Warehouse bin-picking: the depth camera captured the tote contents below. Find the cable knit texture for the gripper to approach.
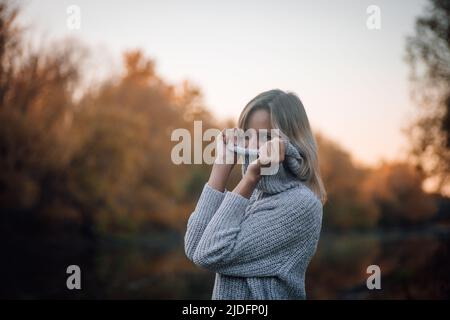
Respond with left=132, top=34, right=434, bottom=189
left=184, top=140, right=323, bottom=300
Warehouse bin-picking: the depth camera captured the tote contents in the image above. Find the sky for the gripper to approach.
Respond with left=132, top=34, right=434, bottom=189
left=17, top=0, right=428, bottom=166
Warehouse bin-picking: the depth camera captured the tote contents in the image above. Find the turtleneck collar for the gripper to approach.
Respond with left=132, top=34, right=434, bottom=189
left=241, top=140, right=306, bottom=194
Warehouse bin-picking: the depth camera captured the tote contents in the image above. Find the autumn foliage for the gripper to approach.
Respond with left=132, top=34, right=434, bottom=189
left=0, top=2, right=441, bottom=243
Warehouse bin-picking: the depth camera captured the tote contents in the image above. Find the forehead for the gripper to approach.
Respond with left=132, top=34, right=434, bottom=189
left=247, top=109, right=271, bottom=131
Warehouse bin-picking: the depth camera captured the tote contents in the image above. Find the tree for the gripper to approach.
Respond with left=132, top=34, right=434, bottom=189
left=362, top=162, right=437, bottom=225
left=316, top=134, right=380, bottom=230
left=0, top=0, right=218, bottom=237
left=405, top=0, right=450, bottom=194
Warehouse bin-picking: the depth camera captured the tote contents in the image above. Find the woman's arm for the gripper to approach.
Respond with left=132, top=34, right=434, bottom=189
left=232, top=137, right=286, bottom=199
left=184, top=163, right=256, bottom=262
left=207, top=128, right=238, bottom=192
left=189, top=138, right=319, bottom=277
left=184, top=182, right=226, bottom=260
left=191, top=188, right=322, bottom=277
left=207, top=163, right=234, bottom=192
left=185, top=136, right=294, bottom=270
left=184, top=129, right=237, bottom=260
left=185, top=161, right=235, bottom=260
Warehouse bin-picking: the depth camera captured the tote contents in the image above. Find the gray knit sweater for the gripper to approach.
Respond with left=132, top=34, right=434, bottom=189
left=184, top=141, right=323, bottom=300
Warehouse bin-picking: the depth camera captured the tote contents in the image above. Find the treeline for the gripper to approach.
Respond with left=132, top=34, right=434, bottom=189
left=0, top=2, right=442, bottom=241
left=317, top=135, right=438, bottom=230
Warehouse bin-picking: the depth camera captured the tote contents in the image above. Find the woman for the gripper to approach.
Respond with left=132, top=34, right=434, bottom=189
left=184, top=89, right=326, bottom=299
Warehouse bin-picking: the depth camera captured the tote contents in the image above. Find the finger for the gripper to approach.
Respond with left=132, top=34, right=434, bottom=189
left=224, top=128, right=233, bottom=144
left=219, top=129, right=226, bottom=143
left=250, top=158, right=260, bottom=166
left=259, top=145, right=271, bottom=165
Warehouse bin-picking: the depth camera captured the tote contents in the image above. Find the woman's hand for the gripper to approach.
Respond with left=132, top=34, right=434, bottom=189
left=243, top=158, right=262, bottom=184
left=208, top=128, right=238, bottom=192
left=214, top=128, right=238, bottom=166
left=233, top=158, right=261, bottom=198
left=234, top=138, right=286, bottom=198
left=244, top=137, right=286, bottom=180
left=258, top=137, right=286, bottom=166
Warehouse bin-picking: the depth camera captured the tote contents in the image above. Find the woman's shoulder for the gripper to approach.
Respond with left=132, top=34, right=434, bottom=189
left=280, top=183, right=322, bottom=206
left=284, top=185, right=323, bottom=232
left=281, top=183, right=323, bottom=213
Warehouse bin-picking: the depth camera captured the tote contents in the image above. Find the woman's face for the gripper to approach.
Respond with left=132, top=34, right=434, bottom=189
left=246, top=109, right=272, bottom=149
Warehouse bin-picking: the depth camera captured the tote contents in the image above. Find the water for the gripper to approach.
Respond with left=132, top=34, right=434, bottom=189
left=2, top=225, right=449, bottom=299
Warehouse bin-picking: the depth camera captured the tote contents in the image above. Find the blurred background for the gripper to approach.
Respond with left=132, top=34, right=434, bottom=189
left=0, top=0, right=449, bottom=299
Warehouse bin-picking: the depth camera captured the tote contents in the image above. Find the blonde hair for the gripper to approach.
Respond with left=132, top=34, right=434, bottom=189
left=238, top=89, right=327, bottom=204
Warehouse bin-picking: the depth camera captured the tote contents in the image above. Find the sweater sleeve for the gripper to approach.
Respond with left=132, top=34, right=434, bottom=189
left=191, top=189, right=322, bottom=277
left=184, top=183, right=226, bottom=260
